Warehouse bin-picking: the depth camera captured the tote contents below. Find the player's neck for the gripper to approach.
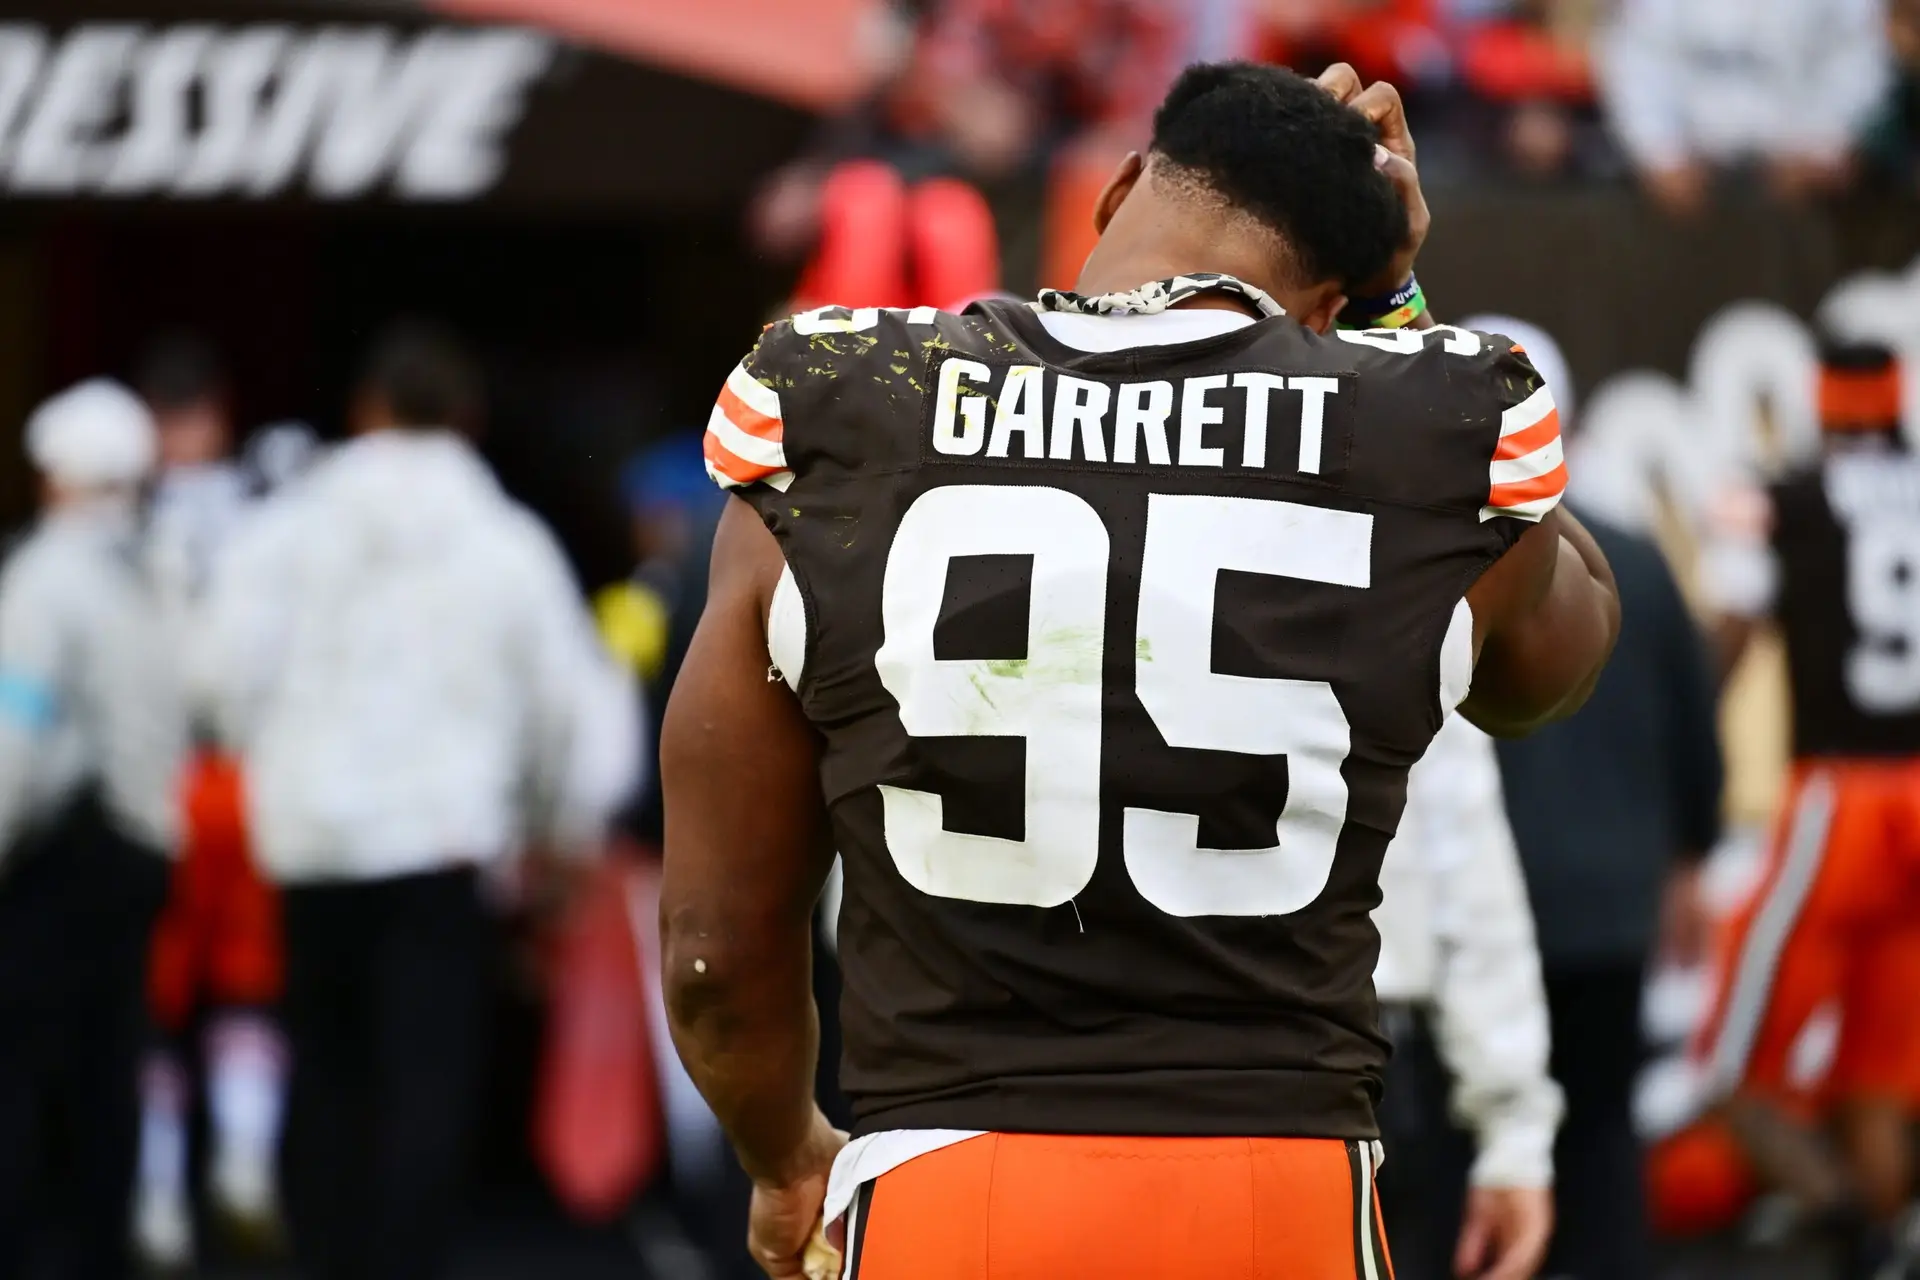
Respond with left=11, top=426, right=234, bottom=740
left=1074, top=233, right=1283, bottom=319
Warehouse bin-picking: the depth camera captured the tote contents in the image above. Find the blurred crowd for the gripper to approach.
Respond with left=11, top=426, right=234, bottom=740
left=751, top=0, right=1920, bottom=303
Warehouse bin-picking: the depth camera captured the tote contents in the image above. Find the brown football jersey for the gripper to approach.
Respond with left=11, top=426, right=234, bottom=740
left=1771, top=451, right=1920, bottom=758
left=703, top=276, right=1562, bottom=1139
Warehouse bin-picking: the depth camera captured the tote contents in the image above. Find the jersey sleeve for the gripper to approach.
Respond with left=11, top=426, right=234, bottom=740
left=703, top=320, right=801, bottom=494
left=1477, top=345, right=1566, bottom=525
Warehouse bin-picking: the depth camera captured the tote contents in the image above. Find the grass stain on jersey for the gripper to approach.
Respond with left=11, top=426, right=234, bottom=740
left=1136, top=636, right=1153, bottom=662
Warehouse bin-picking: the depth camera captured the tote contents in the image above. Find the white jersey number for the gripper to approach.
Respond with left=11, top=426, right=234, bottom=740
left=1847, top=517, right=1920, bottom=713
left=873, top=484, right=1367, bottom=916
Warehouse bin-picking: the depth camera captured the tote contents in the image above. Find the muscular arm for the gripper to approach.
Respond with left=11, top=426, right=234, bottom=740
left=660, top=498, right=838, bottom=1187
left=1461, top=507, right=1621, bottom=738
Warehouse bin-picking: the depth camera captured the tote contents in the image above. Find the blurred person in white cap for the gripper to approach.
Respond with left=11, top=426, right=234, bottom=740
left=0, top=379, right=186, bottom=1280
left=198, top=320, right=637, bottom=1280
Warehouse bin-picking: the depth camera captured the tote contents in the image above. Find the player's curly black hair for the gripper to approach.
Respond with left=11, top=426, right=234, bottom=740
left=1149, top=62, right=1407, bottom=292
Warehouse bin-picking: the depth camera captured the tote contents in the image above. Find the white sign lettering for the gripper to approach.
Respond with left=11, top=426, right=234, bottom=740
left=0, top=22, right=553, bottom=200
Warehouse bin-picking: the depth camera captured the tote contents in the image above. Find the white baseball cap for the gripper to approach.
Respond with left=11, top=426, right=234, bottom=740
left=25, top=379, right=158, bottom=488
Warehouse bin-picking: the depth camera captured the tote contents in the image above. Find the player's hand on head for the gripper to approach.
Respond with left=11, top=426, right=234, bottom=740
left=1454, top=1185, right=1553, bottom=1280
left=746, top=1109, right=849, bottom=1279
left=1314, top=65, right=1428, bottom=299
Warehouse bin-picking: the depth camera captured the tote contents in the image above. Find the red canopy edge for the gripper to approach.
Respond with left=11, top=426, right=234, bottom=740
left=430, top=0, right=886, bottom=111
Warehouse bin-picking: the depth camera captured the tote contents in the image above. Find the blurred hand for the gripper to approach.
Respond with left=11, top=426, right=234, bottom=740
left=1765, top=153, right=1855, bottom=204
left=939, top=77, right=1038, bottom=179
left=749, top=1110, right=849, bottom=1279
left=523, top=845, right=591, bottom=925
left=750, top=163, right=828, bottom=261
left=1641, top=161, right=1710, bottom=219
left=1455, top=1185, right=1554, bottom=1280
left=1660, top=861, right=1712, bottom=969
left=1315, top=64, right=1429, bottom=298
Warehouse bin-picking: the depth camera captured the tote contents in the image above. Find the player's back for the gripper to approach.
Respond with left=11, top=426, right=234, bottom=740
left=1772, top=450, right=1920, bottom=758
left=706, top=280, right=1560, bottom=1139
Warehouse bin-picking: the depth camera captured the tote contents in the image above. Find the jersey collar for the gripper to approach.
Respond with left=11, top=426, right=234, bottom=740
left=1032, top=272, right=1285, bottom=320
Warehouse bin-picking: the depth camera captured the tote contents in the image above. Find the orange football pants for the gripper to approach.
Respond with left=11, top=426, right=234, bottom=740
left=848, top=1134, right=1393, bottom=1280
left=1694, top=760, right=1920, bottom=1109
left=147, top=751, right=283, bottom=1029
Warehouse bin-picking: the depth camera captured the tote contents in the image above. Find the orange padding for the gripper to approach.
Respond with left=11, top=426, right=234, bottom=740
left=1820, top=364, right=1903, bottom=431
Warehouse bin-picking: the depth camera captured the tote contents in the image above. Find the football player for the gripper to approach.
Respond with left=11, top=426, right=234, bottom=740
left=663, top=62, right=1619, bottom=1280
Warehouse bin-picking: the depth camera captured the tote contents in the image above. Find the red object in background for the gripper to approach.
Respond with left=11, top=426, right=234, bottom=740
left=1040, top=141, right=1116, bottom=293
left=906, top=178, right=1002, bottom=309
left=148, top=751, right=284, bottom=1031
left=793, top=161, right=1001, bottom=313
left=1253, top=0, right=1445, bottom=86
left=1458, top=22, right=1594, bottom=104
left=1648, top=1119, right=1760, bottom=1237
left=534, top=850, right=665, bottom=1221
left=1249, top=0, right=1593, bottom=105
left=795, top=162, right=913, bottom=312
left=428, top=0, right=886, bottom=111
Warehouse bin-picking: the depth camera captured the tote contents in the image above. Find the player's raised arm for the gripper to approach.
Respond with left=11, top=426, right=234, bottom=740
left=1462, top=505, right=1621, bottom=737
left=659, top=497, right=843, bottom=1277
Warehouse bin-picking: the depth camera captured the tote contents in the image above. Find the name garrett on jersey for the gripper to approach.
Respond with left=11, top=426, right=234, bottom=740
left=928, top=357, right=1356, bottom=478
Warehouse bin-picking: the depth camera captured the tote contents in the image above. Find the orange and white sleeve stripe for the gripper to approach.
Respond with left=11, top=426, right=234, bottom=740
left=705, top=361, right=793, bottom=492
left=1480, top=383, right=1566, bottom=523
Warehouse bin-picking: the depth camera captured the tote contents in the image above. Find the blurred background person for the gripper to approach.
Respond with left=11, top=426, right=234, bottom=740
left=132, top=336, right=304, bottom=1269
left=140, top=333, right=248, bottom=615
left=1596, top=0, right=1890, bottom=217
left=1497, top=511, right=1725, bottom=1278
left=1860, top=0, right=1920, bottom=192
left=1488, top=321, right=1726, bottom=1280
left=197, top=321, right=635, bottom=1280
left=1681, top=340, right=1920, bottom=1277
left=0, top=381, right=186, bottom=1280
left=1374, top=712, right=1561, bottom=1280
left=595, top=432, right=726, bottom=846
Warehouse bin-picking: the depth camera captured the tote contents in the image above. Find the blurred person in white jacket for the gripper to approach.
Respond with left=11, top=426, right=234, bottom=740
left=1598, top=0, right=1890, bottom=216
left=199, top=322, right=637, bottom=1280
left=1374, top=712, right=1562, bottom=1280
left=0, top=380, right=186, bottom=1280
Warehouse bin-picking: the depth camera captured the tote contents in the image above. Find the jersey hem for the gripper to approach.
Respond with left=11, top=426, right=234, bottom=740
left=849, top=1067, right=1380, bottom=1140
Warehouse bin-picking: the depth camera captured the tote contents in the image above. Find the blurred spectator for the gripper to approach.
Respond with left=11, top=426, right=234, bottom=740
left=139, top=333, right=251, bottom=615
left=1597, top=0, right=1891, bottom=217
left=1246, top=1, right=1605, bottom=182
left=0, top=381, right=185, bottom=1280
left=1373, top=713, right=1560, bottom=1280
left=1861, top=0, right=1920, bottom=191
left=754, top=0, right=1185, bottom=298
left=197, top=321, right=636, bottom=1280
left=1496, top=500, right=1724, bottom=1279
left=595, top=432, right=724, bottom=843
